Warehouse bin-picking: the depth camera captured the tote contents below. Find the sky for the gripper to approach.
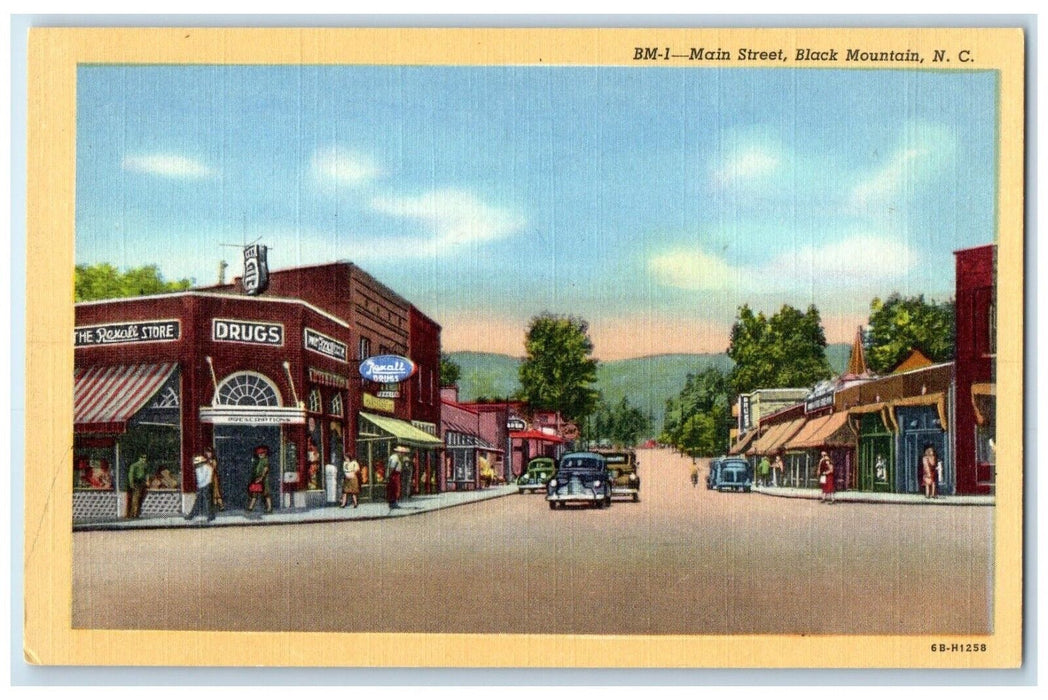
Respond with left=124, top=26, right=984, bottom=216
left=76, top=64, right=998, bottom=360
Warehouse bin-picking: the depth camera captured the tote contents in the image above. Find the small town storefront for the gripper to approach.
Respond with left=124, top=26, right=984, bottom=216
left=74, top=292, right=356, bottom=520
left=510, top=430, right=566, bottom=476
left=73, top=362, right=183, bottom=520
left=355, top=411, right=443, bottom=501
left=836, top=359, right=954, bottom=496
left=782, top=412, right=855, bottom=490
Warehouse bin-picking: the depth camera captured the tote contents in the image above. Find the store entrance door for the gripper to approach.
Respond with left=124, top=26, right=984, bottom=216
left=214, top=425, right=282, bottom=510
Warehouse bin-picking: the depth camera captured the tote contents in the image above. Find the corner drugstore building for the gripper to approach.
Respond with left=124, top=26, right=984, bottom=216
left=72, top=262, right=443, bottom=521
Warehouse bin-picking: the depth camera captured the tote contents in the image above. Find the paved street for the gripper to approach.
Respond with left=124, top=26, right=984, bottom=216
left=72, top=448, right=993, bottom=635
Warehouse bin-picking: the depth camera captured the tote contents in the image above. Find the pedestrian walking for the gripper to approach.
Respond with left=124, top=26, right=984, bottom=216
left=126, top=453, right=150, bottom=518
left=387, top=445, right=408, bottom=510
left=184, top=455, right=216, bottom=522
left=340, top=455, right=361, bottom=508
left=921, top=445, right=939, bottom=499
left=204, top=447, right=224, bottom=511
left=771, top=454, right=784, bottom=487
left=690, top=463, right=699, bottom=487
left=817, top=450, right=835, bottom=504
left=246, top=445, right=272, bottom=514
left=758, top=455, right=771, bottom=487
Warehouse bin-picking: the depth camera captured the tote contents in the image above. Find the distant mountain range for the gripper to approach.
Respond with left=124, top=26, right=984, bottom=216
left=449, top=343, right=852, bottom=430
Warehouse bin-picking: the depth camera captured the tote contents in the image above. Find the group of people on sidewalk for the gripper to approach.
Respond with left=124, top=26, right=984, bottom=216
left=180, top=443, right=411, bottom=523
left=756, top=454, right=786, bottom=488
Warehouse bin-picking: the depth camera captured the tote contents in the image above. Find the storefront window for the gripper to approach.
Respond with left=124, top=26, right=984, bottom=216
left=329, top=393, right=344, bottom=418
left=74, top=442, right=115, bottom=490
left=306, top=415, right=323, bottom=490
left=976, top=424, right=995, bottom=465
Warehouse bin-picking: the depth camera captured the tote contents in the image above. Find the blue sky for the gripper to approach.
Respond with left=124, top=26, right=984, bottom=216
left=76, top=65, right=998, bottom=359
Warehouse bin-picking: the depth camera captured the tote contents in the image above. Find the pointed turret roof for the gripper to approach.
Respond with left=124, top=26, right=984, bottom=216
left=846, top=326, right=869, bottom=377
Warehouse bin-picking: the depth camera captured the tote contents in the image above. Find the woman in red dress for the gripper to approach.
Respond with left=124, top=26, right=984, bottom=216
left=921, top=445, right=939, bottom=499
left=817, top=451, right=835, bottom=504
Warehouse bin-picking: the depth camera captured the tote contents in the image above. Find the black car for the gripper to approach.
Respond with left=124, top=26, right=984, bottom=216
left=546, top=452, right=612, bottom=509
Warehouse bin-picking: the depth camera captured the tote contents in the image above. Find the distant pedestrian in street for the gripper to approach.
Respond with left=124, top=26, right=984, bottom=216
left=126, top=454, right=150, bottom=518
left=340, top=455, right=361, bottom=508
left=758, top=455, right=771, bottom=487
left=921, top=444, right=939, bottom=499
left=690, top=463, right=699, bottom=487
left=817, top=451, right=835, bottom=504
left=772, top=454, right=785, bottom=487
left=387, top=446, right=408, bottom=510
left=185, top=455, right=215, bottom=522
left=246, top=445, right=272, bottom=514
left=204, top=447, right=224, bottom=511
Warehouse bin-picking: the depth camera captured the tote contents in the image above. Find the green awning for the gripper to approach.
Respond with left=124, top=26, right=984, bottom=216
left=359, top=412, right=444, bottom=447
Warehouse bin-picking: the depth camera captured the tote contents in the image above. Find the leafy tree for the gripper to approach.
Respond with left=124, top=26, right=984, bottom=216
left=661, top=367, right=733, bottom=456
left=439, top=352, right=462, bottom=387
left=75, top=263, right=192, bottom=302
left=727, top=303, right=833, bottom=395
left=581, top=395, right=652, bottom=448
left=518, top=313, right=600, bottom=423
left=865, top=294, right=955, bottom=374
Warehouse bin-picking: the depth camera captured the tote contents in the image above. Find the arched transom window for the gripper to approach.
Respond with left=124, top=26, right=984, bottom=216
left=329, top=393, right=344, bottom=417
left=214, top=372, right=281, bottom=406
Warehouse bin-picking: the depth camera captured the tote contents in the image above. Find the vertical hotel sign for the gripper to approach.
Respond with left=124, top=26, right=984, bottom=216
left=243, top=244, right=269, bottom=296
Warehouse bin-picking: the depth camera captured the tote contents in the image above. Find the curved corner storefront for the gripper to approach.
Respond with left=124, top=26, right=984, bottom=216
left=199, top=372, right=307, bottom=510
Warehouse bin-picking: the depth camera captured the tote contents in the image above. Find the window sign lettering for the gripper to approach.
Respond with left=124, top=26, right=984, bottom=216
left=212, top=319, right=283, bottom=346
left=75, top=320, right=180, bottom=347
left=304, top=327, right=348, bottom=362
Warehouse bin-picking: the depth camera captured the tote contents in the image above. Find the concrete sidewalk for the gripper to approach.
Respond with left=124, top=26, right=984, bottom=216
left=74, top=484, right=520, bottom=532
left=752, top=484, right=994, bottom=506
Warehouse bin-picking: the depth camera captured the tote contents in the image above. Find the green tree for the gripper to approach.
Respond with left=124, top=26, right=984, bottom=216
left=440, top=352, right=462, bottom=387
left=661, top=367, right=733, bottom=456
left=518, top=313, right=600, bottom=423
left=865, top=294, right=955, bottom=374
left=75, top=263, right=192, bottom=302
left=727, top=303, right=833, bottom=395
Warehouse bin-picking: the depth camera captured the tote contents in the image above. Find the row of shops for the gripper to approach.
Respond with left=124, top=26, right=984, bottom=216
left=72, top=258, right=575, bottom=522
left=728, top=244, right=996, bottom=497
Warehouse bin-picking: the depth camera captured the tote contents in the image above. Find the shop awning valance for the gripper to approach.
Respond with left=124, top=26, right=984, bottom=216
left=784, top=414, right=832, bottom=450
left=728, top=428, right=759, bottom=455
left=971, top=383, right=996, bottom=426
left=787, top=412, right=855, bottom=449
left=360, top=411, right=444, bottom=447
left=752, top=417, right=805, bottom=455
left=74, top=362, right=177, bottom=434
left=510, top=429, right=566, bottom=443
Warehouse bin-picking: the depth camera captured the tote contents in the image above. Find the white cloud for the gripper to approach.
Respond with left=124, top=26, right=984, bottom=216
left=309, top=146, right=381, bottom=189
left=369, top=188, right=525, bottom=254
left=647, top=248, right=741, bottom=291
left=650, top=234, right=915, bottom=296
left=122, top=153, right=215, bottom=179
left=848, top=147, right=927, bottom=208
left=712, top=145, right=780, bottom=186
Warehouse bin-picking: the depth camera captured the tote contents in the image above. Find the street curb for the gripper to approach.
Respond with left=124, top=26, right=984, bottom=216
left=752, top=486, right=995, bottom=506
left=73, top=486, right=519, bottom=532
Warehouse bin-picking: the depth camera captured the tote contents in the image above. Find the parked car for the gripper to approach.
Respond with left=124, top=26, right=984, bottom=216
left=708, top=457, right=753, bottom=492
left=517, top=457, right=556, bottom=494
left=546, top=452, right=612, bottom=509
left=594, top=448, right=640, bottom=502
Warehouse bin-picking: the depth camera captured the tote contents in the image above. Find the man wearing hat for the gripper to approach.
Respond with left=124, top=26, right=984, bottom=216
left=246, top=445, right=272, bottom=514
left=386, top=446, right=409, bottom=510
left=184, top=454, right=215, bottom=522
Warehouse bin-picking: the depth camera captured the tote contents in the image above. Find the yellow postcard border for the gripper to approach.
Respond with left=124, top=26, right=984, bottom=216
left=24, top=26, right=1025, bottom=669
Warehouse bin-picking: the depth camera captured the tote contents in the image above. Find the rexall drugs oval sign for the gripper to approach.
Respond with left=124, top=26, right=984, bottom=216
left=359, top=355, right=416, bottom=383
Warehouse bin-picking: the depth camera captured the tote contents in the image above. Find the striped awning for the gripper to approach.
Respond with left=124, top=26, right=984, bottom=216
left=74, top=362, right=178, bottom=434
